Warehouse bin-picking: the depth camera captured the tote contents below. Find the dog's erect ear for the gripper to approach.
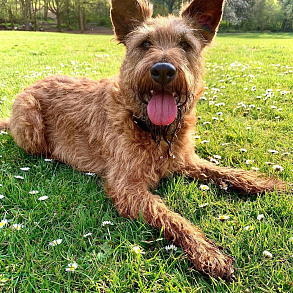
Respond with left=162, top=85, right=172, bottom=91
left=111, top=0, right=153, bottom=43
left=181, top=0, right=225, bottom=44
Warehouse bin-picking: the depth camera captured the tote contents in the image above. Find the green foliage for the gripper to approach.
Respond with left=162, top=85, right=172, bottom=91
left=0, top=31, right=292, bottom=292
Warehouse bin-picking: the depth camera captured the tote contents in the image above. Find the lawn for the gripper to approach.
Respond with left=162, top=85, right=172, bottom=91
left=0, top=31, right=292, bottom=292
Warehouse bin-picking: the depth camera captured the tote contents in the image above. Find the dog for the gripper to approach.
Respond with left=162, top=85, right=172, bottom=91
left=0, top=0, right=287, bottom=281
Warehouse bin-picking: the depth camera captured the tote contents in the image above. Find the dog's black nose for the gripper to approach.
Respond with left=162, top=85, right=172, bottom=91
left=150, top=62, right=176, bottom=85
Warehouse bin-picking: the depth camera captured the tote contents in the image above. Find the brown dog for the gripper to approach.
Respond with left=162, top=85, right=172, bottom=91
left=0, top=0, right=286, bottom=281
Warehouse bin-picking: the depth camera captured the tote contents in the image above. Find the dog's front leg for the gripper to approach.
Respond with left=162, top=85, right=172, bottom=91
left=183, top=154, right=286, bottom=194
left=106, top=178, right=234, bottom=281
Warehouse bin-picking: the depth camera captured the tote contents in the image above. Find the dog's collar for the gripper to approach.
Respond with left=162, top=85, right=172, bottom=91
left=133, top=116, right=150, bottom=133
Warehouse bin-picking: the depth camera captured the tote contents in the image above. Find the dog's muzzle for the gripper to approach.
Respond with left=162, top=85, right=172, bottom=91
left=147, top=62, right=178, bottom=126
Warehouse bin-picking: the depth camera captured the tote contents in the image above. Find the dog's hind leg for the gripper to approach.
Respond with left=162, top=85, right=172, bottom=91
left=9, top=92, right=47, bottom=155
left=183, top=154, right=287, bottom=194
left=107, top=179, right=234, bottom=281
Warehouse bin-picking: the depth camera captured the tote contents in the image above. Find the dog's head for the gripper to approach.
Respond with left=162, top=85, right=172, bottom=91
left=111, top=0, right=225, bottom=146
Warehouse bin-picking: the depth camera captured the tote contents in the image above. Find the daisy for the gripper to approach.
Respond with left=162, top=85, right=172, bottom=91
left=49, top=239, right=63, bottom=246
left=0, top=194, right=4, bottom=199
left=44, top=158, right=53, bottom=162
left=262, top=250, right=273, bottom=258
left=201, top=140, right=210, bottom=144
left=83, top=232, right=92, bottom=238
left=210, top=158, right=219, bottom=165
left=38, top=195, right=49, bottom=201
left=199, top=184, right=209, bottom=191
left=239, top=148, right=247, bottom=153
left=268, top=149, right=278, bottom=154
left=65, top=262, right=78, bottom=272
left=272, top=164, right=283, bottom=172
left=165, top=244, right=177, bottom=252
left=12, top=224, right=24, bottom=230
left=199, top=203, right=209, bottom=208
left=246, top=159, right=254, bottom=165
left=213, top=155, right=222, bottom=160
left=20, top=167, right=30, bottom=171
left=29, top=190, right=39, bottom=195
left=85, top=172, right=96, bottom=176
left=257, top=214, right=265, bottom=221
left=0, top=219, right=8, bottom=228
left=217, top=215, right=230, bottom=221
left=14, top=175, right=24, bottom=180
left=219, top=182, right=228, bottom=190
left=132, top=246, right=145, bottom=255
left=102, top=221, right=114, bottom=227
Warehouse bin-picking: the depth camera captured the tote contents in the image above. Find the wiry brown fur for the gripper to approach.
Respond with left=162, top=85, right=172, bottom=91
left=0, top=0, right=287, bottom=281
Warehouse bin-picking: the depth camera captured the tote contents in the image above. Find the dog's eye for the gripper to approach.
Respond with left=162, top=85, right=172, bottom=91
left=141, top=40, right=152, bottom=49
left=180, top=41, right=191, bottom=51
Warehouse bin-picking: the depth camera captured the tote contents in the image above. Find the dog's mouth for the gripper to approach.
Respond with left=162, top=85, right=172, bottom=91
left=133, top=88, right=192, bottom=154
left=147, top=91, right=178, bottom=126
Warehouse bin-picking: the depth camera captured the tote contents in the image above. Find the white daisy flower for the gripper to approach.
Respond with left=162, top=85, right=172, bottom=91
left=65, top=262, right=78, bottom=272
left=83, top=233, right=92, bottom=238
left=217, top=215, right=230, bottom=221
left=268, top=149, right=278, bottom=154
left=85, top=172, right=96, bottom=176
left=246, top=159, right=254, bottom=165
left=102, top=221, right=114, bottom=227
left=213, top=155, right=222, bottom=160
left=199, top=203, right=209, bottom=208
left=239, top=148, right=247, bottom=153
left=165, top=244, right=177, bottom=252
left=199, top=184, right=209, bottom=191
left=262, top=250, right=273, bottom=258
left=219, top=182, right=228, bottom=190
left=0, top=194, right=4, bottom=199
left=20, top=167, right=30, bottom=171
left=29, top=190, right=39, bottom=195
left=49, top=239, right=63, bottom=246
left=44, top=158, right=53, bottom=162
left=257, top=214, right=265, bottom=221
left=14, top=175, right=24, bottom=180
left=132, top=246, right=145, bottom=255
left=0, top=219, right=8, bottom=228
left=38, top=195, right=49, bottom=201
left=209, top=158, right=219, bottom=165
left=272, top=165, right=283, bottom=172
left=12, top=224, right=24, bottom=230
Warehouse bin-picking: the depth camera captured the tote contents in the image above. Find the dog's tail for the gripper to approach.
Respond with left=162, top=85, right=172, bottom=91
left=0, top=118, right=10, bottom=131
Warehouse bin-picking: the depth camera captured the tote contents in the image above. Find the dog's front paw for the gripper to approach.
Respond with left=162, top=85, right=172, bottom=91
left=188, top=239, right=235, bottom=281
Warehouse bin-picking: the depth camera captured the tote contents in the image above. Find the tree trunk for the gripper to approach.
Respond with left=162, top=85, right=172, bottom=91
left=44, top=0, right=48, bottom=20
left=8, top=8, right=15, bottom=29
left=57, top=13, right=62, bottom=32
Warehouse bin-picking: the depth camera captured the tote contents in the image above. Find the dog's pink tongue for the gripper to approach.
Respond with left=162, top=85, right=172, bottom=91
left=147, top=94, right=177, bottom=126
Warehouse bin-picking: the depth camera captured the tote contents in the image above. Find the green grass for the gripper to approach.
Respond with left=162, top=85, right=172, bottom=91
left=0, top=31, right=292, bottom=292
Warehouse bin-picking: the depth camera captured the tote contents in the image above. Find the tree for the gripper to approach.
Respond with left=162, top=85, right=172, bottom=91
left=48, top=0, right=69, bottom=32
left=282, top=0, right=293, bottom=31
left=19, top=0, right=30, bottom=30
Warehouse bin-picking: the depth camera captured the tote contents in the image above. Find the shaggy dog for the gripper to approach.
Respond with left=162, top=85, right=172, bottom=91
left=0, top=0, right=287, bottom=280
